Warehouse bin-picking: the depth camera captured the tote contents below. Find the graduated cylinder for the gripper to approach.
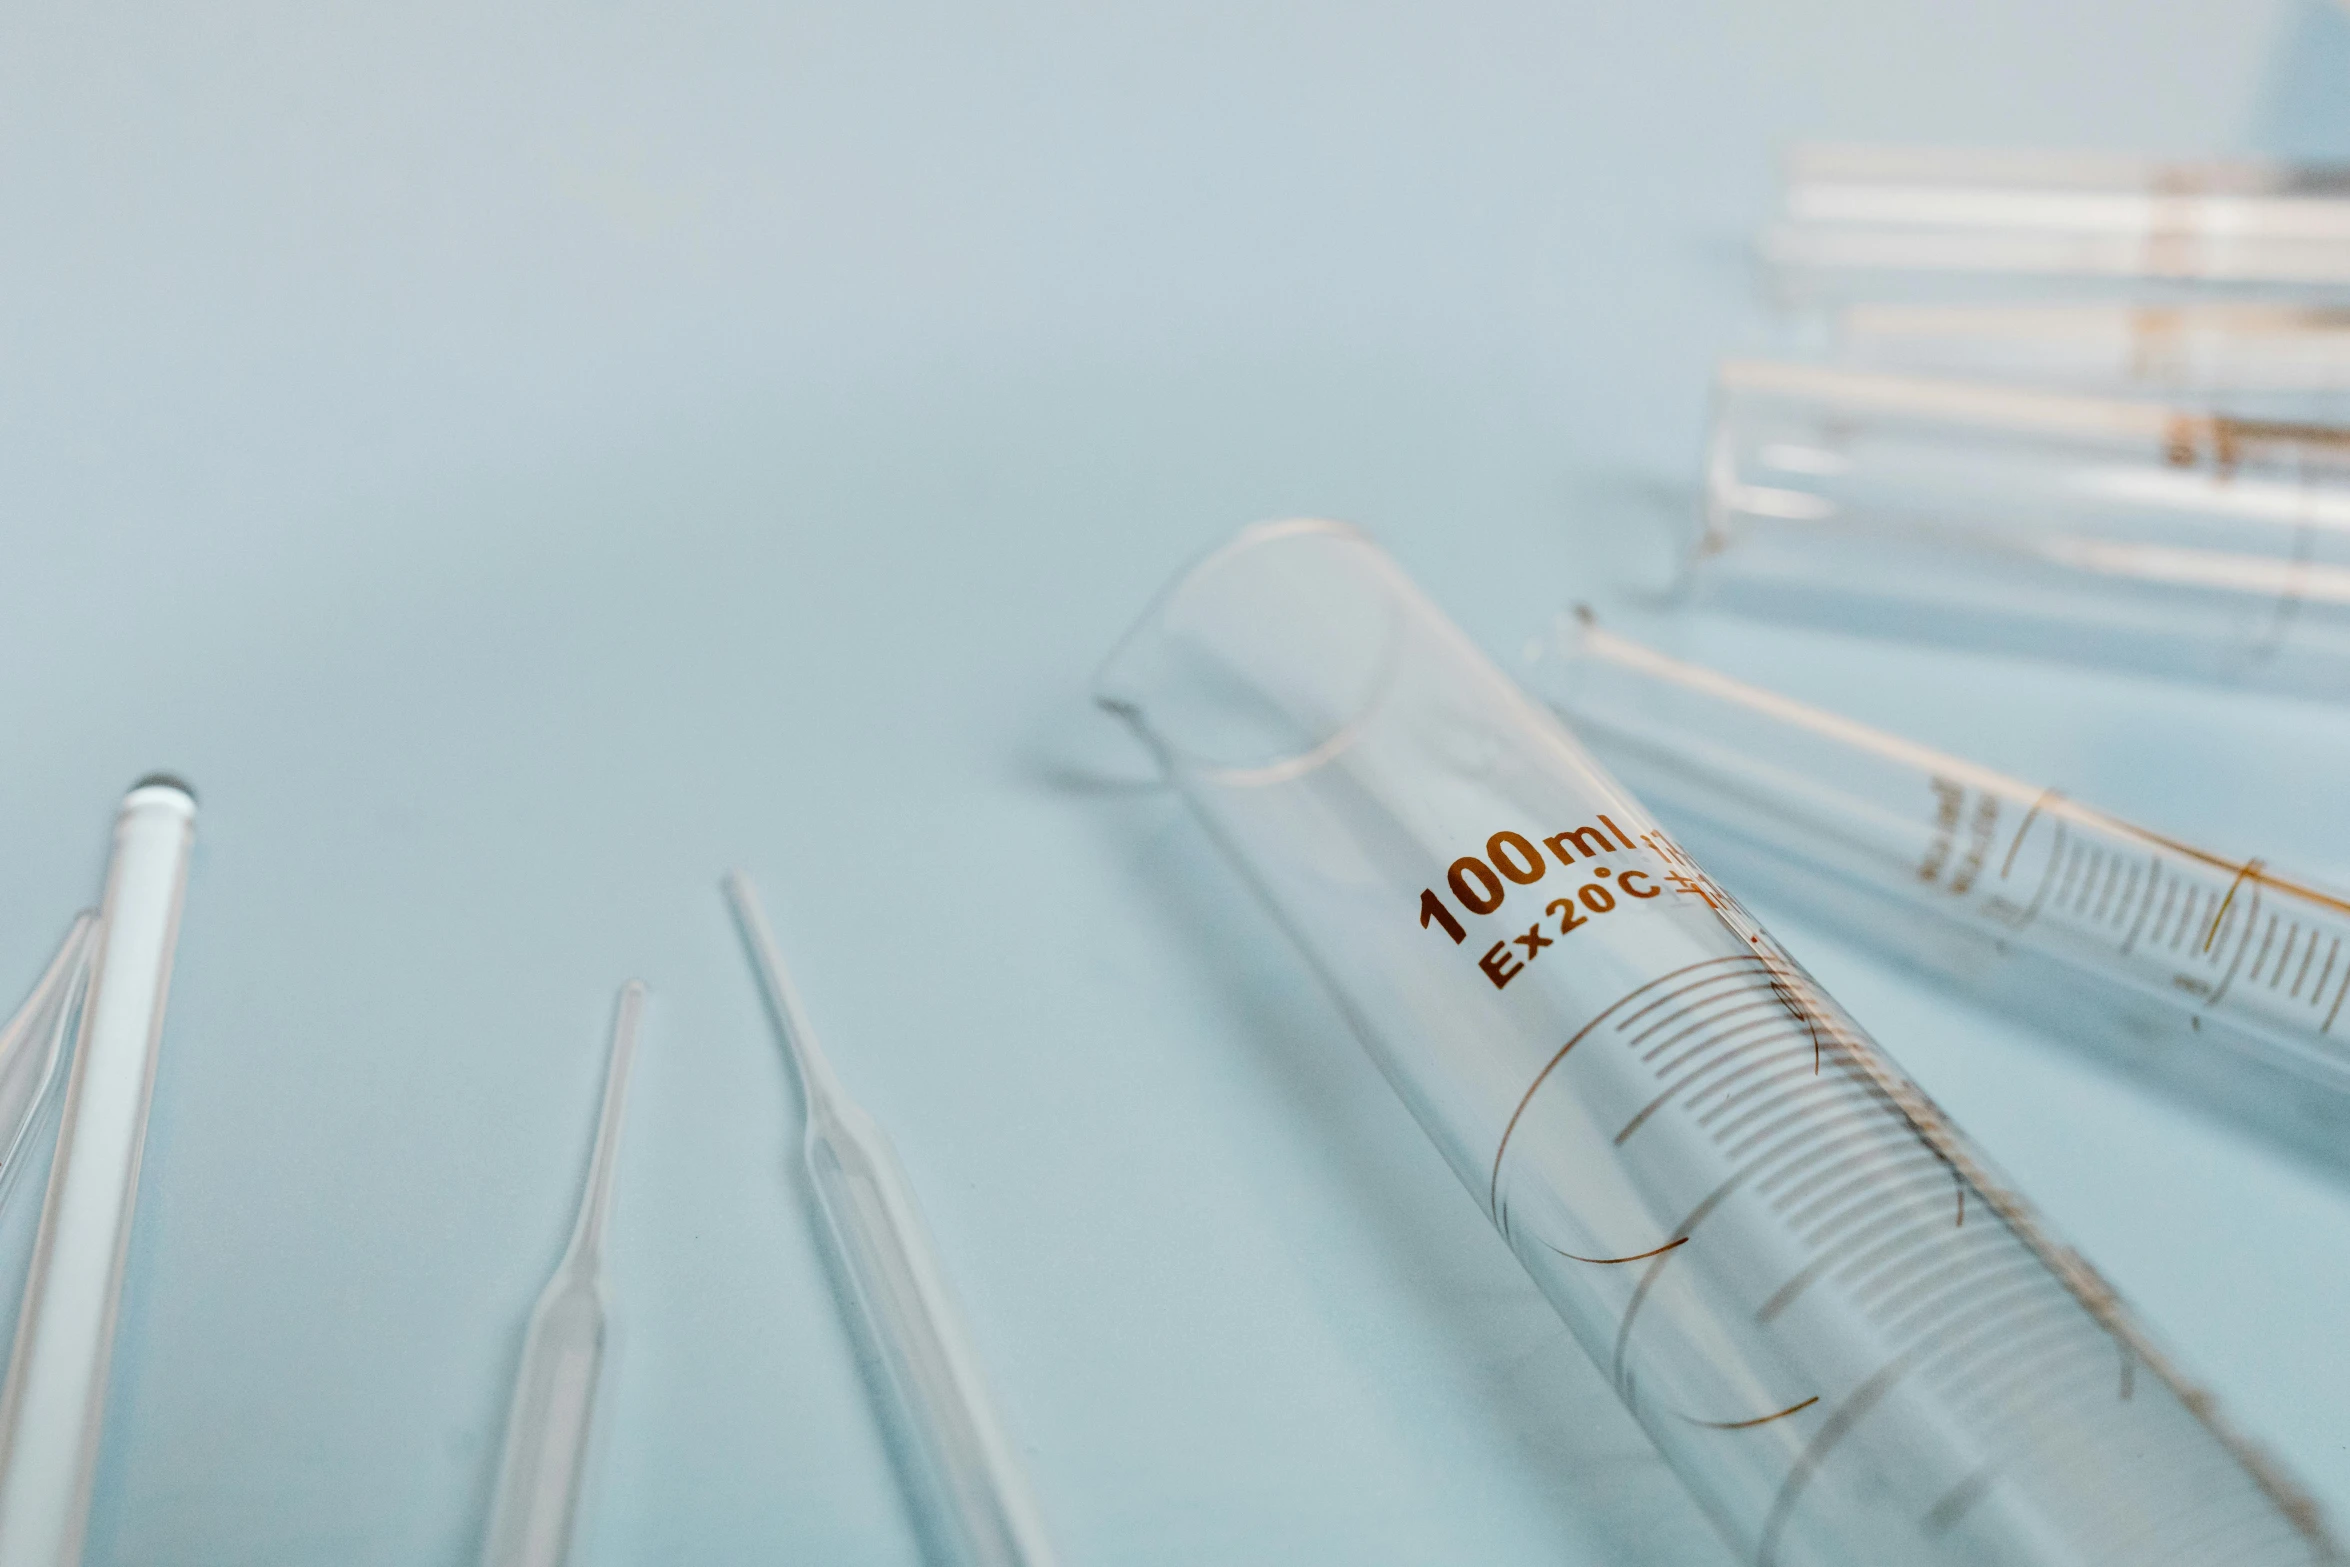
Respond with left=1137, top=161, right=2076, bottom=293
left=1098, top=520, right=2336, bottom=1567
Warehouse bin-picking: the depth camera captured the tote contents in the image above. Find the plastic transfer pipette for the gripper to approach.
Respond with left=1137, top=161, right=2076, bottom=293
left=1099, top=520, right=2336, bottom=1567
left=479, top=981, right=646, bottom=1567
left=724, top=872, right=1058, bottom=1567
left=0, top=776, right=196, bottom=1567
left=1528, top=613, right=2350, bottom=1176
left=1690, top=359, right=2350, bottom=697
left=0, top=916, right=96, bottom=1215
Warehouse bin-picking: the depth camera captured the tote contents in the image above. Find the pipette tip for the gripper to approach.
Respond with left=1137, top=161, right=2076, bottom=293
left=721, top=870, right=841, bottom=1107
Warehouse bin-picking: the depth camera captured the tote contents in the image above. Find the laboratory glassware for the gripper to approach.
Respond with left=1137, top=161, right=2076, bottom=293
left=1096, top=519, right=2337, bottom=1567
left=0, top=915, right=96, bottom=1215
left=479, top=981, right=647, bottom=1567
left=1768, top=144, right=2350, bottom=298
left=1832, top=301, right=2350, bottom=417
left=1528, top=611, right=2350, bottom=1174
left=1688, top=359, right=2350, bottom=697
left=725, top=872, right=1060, bottom=1567
left=0, top=776, right=197, bottom=1567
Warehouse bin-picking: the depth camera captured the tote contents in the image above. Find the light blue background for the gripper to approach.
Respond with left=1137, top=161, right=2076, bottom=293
left=4, top=2, right=2350, bottom=1560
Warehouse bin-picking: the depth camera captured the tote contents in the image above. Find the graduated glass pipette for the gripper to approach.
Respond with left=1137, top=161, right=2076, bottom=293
left=1528, top=611, right=2350, bottom=1176
left=1768, top=143, right=2350, bottom=298
left=0, top=776, right=197, bottom=1567
left=479, top=981, right=646, bottom=1567
left=1688, top=359, right=2350, bottom=697
left=0, top=915, right=96, bottom=1216
left=724, top=872, right=1059, bottom=1567
left=1832, top=302, right=2350, bottom=418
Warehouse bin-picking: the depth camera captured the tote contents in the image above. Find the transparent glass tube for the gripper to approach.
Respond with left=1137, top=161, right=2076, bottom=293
left=0, top=777, right=197, bottom=1567
left=1688, top=359, right=2350, bottom=697
left=1834, top=302, right=2350, bottom=415
left=1529, top=612, right=2350, bottom=1176
left=1769, top=144, right=2350, bottom=296
left=1096, top=520, right=2337, bottom=1567
left=0, top=915, right=96, bottom=1217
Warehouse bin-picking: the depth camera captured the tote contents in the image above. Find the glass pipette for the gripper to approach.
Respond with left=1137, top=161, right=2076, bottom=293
left=724, top=872, right=1060, bottom=1567
left=1687, top=359, right=2350, bottom=697
left=478, top=981, right=646, bottom=1567
left=0, top=776, right=197, bottom=1567
left=1769, top=144, right=2350, bottom=297
left=1099, top=519, right=2338, bottom=1567
left=1833, top=302, right=2350, bottom=416
left=1528, top=611, right=2350, bottom=1175
left=0, top=915, right=96, bottom=1216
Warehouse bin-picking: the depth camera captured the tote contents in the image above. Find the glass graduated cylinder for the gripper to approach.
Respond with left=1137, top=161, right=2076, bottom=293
left=1690, top=359, right=2350, bottom=697
left=1528, top=614, right=2350, bottom=1173
left=1097, top=520, right=2336, bottom=1567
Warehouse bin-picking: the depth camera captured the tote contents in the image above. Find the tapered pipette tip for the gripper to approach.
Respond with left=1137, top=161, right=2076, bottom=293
left=477, top=981, right=645, bottom=1567
left=722, top=870, right=841, bottom=1105
left=565, top=981, right=646, bottom=1264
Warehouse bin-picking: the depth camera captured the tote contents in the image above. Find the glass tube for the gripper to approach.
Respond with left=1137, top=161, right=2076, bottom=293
left=1096, top=520, right=2336, bottom=1567
left=1833, top=302, right=2350, bottom=419
left=0, top=777, right=197, bottom=1567
left=1527, top=612, right=2350, bottom=1175
left=1686, top=359, right=2350, bottom=698
left=0, top=915, right=96, bottom=1218
left=1768, top=144, right=2350, bottom=299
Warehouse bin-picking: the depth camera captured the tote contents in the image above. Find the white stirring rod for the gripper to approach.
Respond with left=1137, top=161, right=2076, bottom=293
left=479, top=981, right=647, bottom=1567
left=0, top=914, right=97, bottom=1215
left=0, top=776, right=196, bottom=1567
left=724, top=872, right=1059, bottom=1567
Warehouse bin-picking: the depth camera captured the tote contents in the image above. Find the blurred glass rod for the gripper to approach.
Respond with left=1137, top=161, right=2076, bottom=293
left=1688, top=359, right=2350, bottom=698
left=726, top=871, right=1058, bottom=1567
left=0, top=916, right=97, bottom=1219
left=1769, top=143, right=2350, bottom=293
left=1529, top=614, right=2350, bottom=1174
left=1834, top=301, right=2350, bottom=412
left=0, top=777, right=197, bottom=1567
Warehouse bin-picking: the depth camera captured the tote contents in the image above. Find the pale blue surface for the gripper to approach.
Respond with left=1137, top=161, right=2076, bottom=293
left=3, top=2, right=2349, bottom=1561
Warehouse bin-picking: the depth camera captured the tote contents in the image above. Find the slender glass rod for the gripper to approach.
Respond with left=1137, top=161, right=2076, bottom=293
left=478, top=981, right=646, bottom=1567
left=725, top=872, right=1059, bottom=1567
left=1769, top=143, right=2350, bottom=295
left=1833, top=302, right=2350, bottom=415
left=1528, top=612, right=2350, bottom=1175
left=0, top=776, right=196, bottom=1567
left=0, top=915, right=97, bottom=1216
left=1688, top=359, right=2350, bottom=698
